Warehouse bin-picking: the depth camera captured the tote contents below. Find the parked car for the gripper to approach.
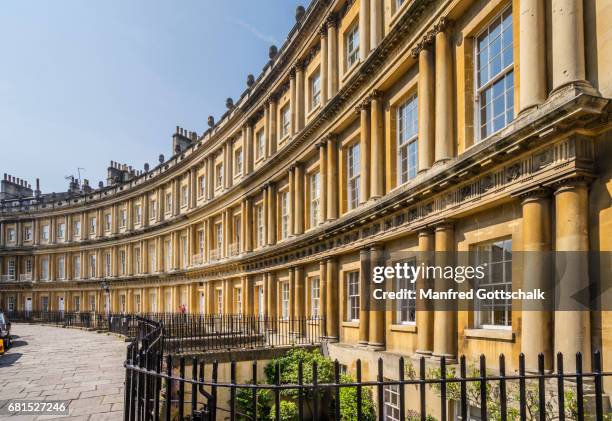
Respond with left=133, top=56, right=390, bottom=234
left=0, top=312, right=11, bottom=353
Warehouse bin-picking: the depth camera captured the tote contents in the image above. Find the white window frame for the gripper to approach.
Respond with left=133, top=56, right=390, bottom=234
left=281, top=282, right=290, bottom=320
left=397, top=94, right=418, bottom=185
left=281, top=192, right=290, bottom=239
left=347, top=143, right=361, bottom=210
left=346, top=271, right=360, bottom=321
left=383, top=381, right=401, bottom=421
left=310, top=172, right=320, bottom=227
left=181, top=185, right=188, bottom=206
left=105, top=252, right=111, bottom=277
left=74, top=256, right=81, bottom=279
left=89, top=254, right=97, bottom=278
left=310, top=71, right=321, bottom=109
left=474, top=6, right=514, bottom=141
left=346, top=24, right=360, bottom=69
left=256, top=130, right=265, bottom=161
left=120, top=250, right=126, bottom=275
left=311, top=277, right=320, bottom=318
left=42, top=225, right=50, bottom=241
left=395, top=259, right=416, bottom=325
left=281, top=104, right=291, bottom=138
left=235, top=148, right=243, bottom=175
left=473, top=238, right=513, bottom=329
left=256, top=205, right=265, bottom=247
left=58, top=256, right=65, bottom=279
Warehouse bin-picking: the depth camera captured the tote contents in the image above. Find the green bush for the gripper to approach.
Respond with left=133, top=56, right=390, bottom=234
left=337, top=374, right=376, bottom=421
left=269, top=400, right=298, bottom=421
left=235, top=387, right=272, bottom=421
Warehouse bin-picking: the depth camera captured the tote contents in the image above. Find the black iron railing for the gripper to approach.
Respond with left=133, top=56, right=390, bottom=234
left=7, top=311, right=324, bottom=354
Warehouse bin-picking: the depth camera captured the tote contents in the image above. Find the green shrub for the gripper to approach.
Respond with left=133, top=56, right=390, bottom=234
left=269, top=400, right=298, bottom=421
left=337, top=374, right=376, bottom=421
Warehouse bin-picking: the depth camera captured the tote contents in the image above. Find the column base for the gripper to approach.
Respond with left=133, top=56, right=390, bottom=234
left=324, top=336, right=339, bottom=343
left=430, top=353, right=457, bottom=364
left=358, top=340, right=369, bottom=346
left=367, top=342, right=385, bottom=351
left=415, top=349, right=433, bottom=356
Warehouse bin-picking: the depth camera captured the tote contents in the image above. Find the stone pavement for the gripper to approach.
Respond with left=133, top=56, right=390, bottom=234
left=0, top=324, right=126, bottom=420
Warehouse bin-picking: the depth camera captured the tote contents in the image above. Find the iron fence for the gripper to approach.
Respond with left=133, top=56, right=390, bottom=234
left=6, top=311, right=324, bottom=354
left=124, top=336, right=610, bottom=421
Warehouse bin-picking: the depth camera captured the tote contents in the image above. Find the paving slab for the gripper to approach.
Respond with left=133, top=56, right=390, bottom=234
left=0, top=324, right=125, bottom=420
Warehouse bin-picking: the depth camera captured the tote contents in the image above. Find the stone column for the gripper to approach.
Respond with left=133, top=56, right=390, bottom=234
left=246, top=123, right=254, bottom=174
left=296, top=62, right=305, bottom=132
left=320, top=25, right=329, bottom=105
left=432, top=223, right=456, bottom=360
left=318, top=140, right=328, bottom=222
left=369, top=245, right=385, bottom=349
left=358, top=248, right=370, bottom=345
left=370, top=90, right=384, bottom=198
left=519, top=0, right=547, bottom=112
left=241, top=126, right=249, bottom=175
left=289, top=267, right=296, bottom=323
left=289, top=166, right=296, bottom=235
left=262, top=186, right=269, bottom=247
left=290, top=68, right=297, bottom=136
left=294, top=163, right=304, bottom=235
left=369, top=0, right=382, bottom=50
left=268, top=96, right=277, bottom=155
left=327, top=14, right=338, bottom=98
left=359, top=101, right=371, bottom=204
left=359, top=0, right=369, bottom=61
left=551, top=0, right=587, bottom=91
left=434, top=19, right=453, bottom=164
left=267, top=183, right=277, bottom=246
left=267, top=272, right=277, bottom=319
left=414, top=42, right=435, bottom=172
left=416, top=230, right=434, bottom=355
left=520, top=188, right=553, bottom=371
left=326, top=135, right=339, bottom=220
left=244, top=198, right=253, bottom=252
left=319, top=259, right=328, bottom=336
left=326, top=257, right=339, bottom=341
left=554, top=178, right=591, bottom=372
left=295, top=266, right=305, bottom=333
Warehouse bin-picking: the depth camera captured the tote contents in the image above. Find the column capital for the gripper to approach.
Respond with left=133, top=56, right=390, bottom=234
left=326, top=12, right=338, bottom=28
left=551, top=175, right=593, bottom=194
left=418, top=228, right=435, bottom=237
left=289, top=67, right=297, bottom=79
left=513, top=186, right=552, bottom=203
left=410, top=33, right=435, bottom=58
left=369, top=89, right=383, bottom=102
left=319, top=23, right=328, bottom=37
left=433, top=219, right=455, bottom=231
left=325, top=132, right=336, bottom=143
left=315, top=140, right=327, bottom=149
left=433, top=16, right=452, bottom=34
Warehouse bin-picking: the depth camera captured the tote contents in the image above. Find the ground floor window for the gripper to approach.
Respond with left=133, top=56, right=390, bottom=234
left=346, top=271, right=360, bottom=321
left=383, top=380, right=401, bottom=421
left=74, top=296, right=80, bottom=312
left=281, top=282, right=290, bottom=320
left=396, top=259, right=416, bottom=324
left=41, top=296, right=49, bottom=312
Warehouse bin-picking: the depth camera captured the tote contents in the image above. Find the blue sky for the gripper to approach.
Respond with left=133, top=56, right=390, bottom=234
left=0, top=1, right=302, bottom=193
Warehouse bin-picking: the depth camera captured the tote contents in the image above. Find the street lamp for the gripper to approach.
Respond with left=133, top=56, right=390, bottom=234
left=100, top=280, right=110, bottom=317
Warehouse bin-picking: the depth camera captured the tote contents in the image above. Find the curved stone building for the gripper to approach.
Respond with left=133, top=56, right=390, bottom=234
left=1, top=0, right=611, bottom=414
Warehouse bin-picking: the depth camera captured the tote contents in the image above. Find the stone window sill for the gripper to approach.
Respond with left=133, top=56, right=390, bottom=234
left=390, top=324, right=417, bottom=333
left=342, top=321, right=359, bottom=328
left=464, top=328, right=515, bottom=342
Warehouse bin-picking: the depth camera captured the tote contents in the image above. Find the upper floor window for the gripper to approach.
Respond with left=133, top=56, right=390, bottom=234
left=280, top=192, right=290, bottom=240
left=165, top=192, right=172, bottom=212
left=395, top=259, right=416, bottom=324
left=256, top=205, right=265, bottom=247
left=148, top=244, right=156, bottom=272
left=310, top=172, right=321, bottom=227
left=89, top=254, right=97, bottom=278
left=346, top=271, right=360, bottom=321
left=73, top=221, right=81, bottom=236
left=256, top=130, right=265, bottom=160
left=281, top=104, right=291, bottom=138
left=215, top=223, right=223, bottom=254
left=41, top=258, right=49, bottom=280
left=73, top=256, right=81, bottom=279
left=234, top=149, right=243, bottom=175
left=58, top=223, right=65, bottom=239
left=120, top=209, right=127, bottom=227
left=347, top=143, right=361, bottom=210
left=25, top=226, right=32, bottom=241
left=346, top=24, right=360, bottom=69
left=198, top=230, right=205, bottom=256
left=151, top=201, right=157, bottom=219
left=281, top=282, right=290, bottom=320
left=311, top=277, right=320, bottom=318
left=42, top=225, right=50, bottom=241
left=7, top=228, right=15, bottom=242
left=58, top=256, right=65, bottom=279
left=105, top=213, right=111, bottom=231
left=134, top=247, right=141, bottom=274
left=135, top=206, right=142, bottom=224
left=105, top=252, right=111, bottom=276
left=181, top=185, right=188, bottom=206
left=164, top=240, right=172, bottom=270
left=119, top=250, right=126, bottom=275
left=25, top=258, right=32, bottom=274
left=7, top=259, right=15, bottom=278
left=215, top=164, right=224, bottom=189
left=90, top=217, right=97, bottom=234
left=397, top=94, right=418, bottom=184
left=310, top=71, right=321, bottom=109
left=198, top=175, right=206, bottom=197
left=235, top=288, right=243, bottom=315
left=476, top=7, right=514, bottom=140
left=473, top=238, right=512, bottom=328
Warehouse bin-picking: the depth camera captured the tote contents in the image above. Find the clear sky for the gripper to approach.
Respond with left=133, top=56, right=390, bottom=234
left=0, top=1, right=303, bottom=193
